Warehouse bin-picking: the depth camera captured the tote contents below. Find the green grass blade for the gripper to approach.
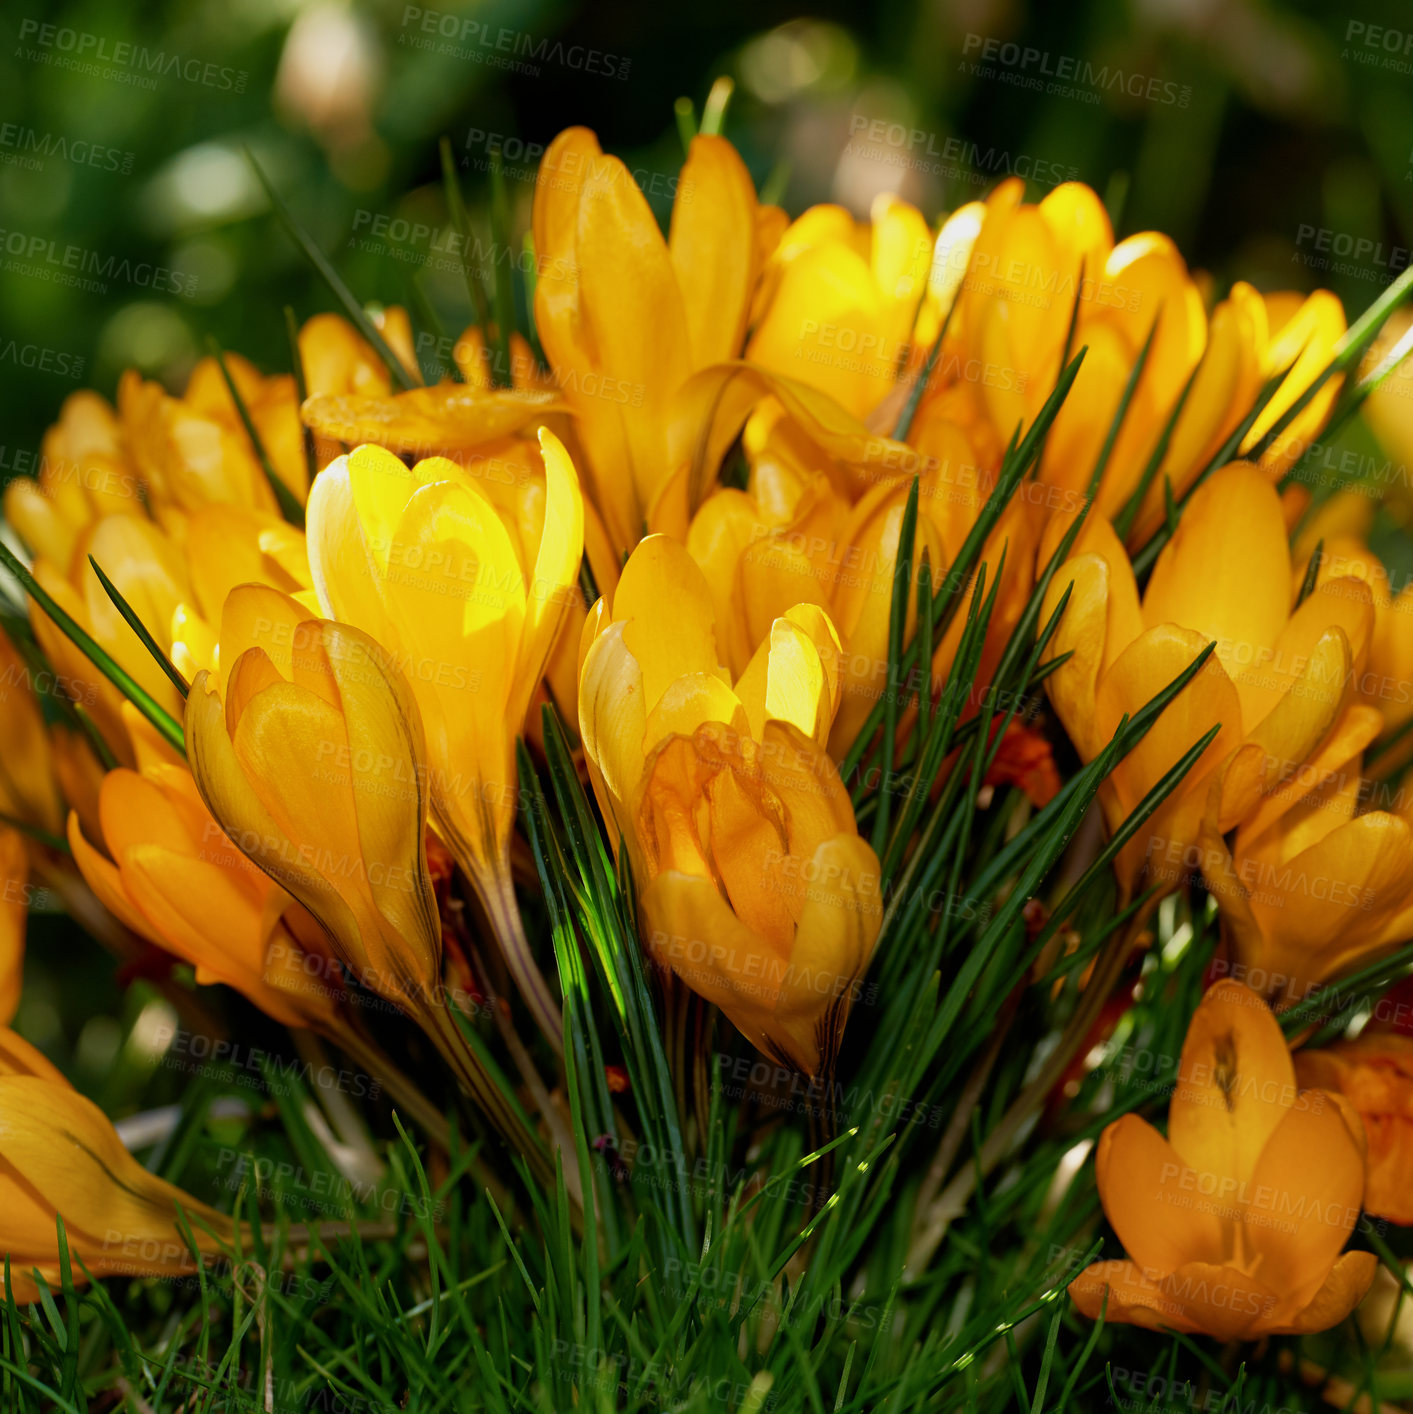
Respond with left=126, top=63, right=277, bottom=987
left=0, top=539, right=185, bottom=755
left=207, top=338, right=306, bottom=528
left=88, top=555, right=188, bottom=698
left=245, top=148, right=416, bottom=391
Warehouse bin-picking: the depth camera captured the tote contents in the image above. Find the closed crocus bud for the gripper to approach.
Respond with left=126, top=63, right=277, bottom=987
left=116, top=367, right=284, bottom=516
left=747, top=194, right=934, bottom=421
left=1297, top=1035, right=1413, bottom=1225
left=299, top=312, right=396, bottom=399
left=184, top=588, right=440, bottom=1021
left=306, top=429, right=584, bottom=1050
left=532, top=127, right=762, bottom=554
left=2, top=389, right=142, bottom=572
left=28, top=512, right=192, bottom=763
left=580, top=535, right=880, bottom=1076
left=183, top=352, right=308, bottom=507
left=1069, top=980, right=1376, bottom=1338
left=186, top=586, right=549, bottom=1169
left=0, top=1026, right=233, bottom=1302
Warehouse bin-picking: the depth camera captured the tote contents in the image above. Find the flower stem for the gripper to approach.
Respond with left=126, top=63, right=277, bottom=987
left=474, top=861, right=565, bottom=1056
left=419, top=995, right=558, bottom=1195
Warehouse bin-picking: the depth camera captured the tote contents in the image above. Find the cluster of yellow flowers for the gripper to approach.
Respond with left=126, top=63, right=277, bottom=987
left=3, top=124, right=1413, bottom=1339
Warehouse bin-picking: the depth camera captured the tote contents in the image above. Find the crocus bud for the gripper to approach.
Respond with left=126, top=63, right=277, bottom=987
left=305, top=429, right=584, bottom=1048
left=184, top=588, right=441, bottom=1017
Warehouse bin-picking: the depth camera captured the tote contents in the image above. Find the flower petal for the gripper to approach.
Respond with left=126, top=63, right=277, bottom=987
left=1167, top=979, right=1296, bottom=1191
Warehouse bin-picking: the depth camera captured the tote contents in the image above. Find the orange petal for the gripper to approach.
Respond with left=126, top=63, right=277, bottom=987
left=1167, top=980, right=1295, bottom=1190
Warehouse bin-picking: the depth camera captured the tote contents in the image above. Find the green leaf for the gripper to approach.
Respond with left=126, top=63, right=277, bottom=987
left=245, top=147, right=416, bottom=391
left=88, top=554, right=188, bottom=698
left=206, top=337, right=306, bottom=528
left=487, top=144, right=518, bottom=386
left=439, top=135, right=496, bottom=368
left=871, top=475, right=920, bottom=854
left=0, top=538, right=185, bottom=755
left=1296, top=538, right=1323, bottom=608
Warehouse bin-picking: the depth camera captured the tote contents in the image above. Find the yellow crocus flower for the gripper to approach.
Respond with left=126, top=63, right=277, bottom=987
left=927, top=177, right=1344, bottom=529
left=0, top=626, right=64, bottom=838
left=1289, top=496, right=1413, bottom=744
left=579, top=535, right=880, bottom=1075
left=67, top=753, right=347, bottom=1036
left=1198, top=703, right=1413, bottom=1006
left=0, top=829, right=26, bottom=1024
left=1297, top=1033, right=1413, bottom=1226
left=0, top=1025, right=233, bottom=1303
left=1041, top=461, right=1375, bottom=898
left=532, top=126, right=764, bottom=553
left=184, top=591, right=546, bottom=1164
left=184, top=593, right=441, bottom=1023
left=1069, top=981, right=1376, bottom=1337
left=746, top=195, right=934, bottom=421
left=686, top=400, right=1039, bottom=755
left=28, top=514, right=191, bottom=763
left=304, top=431, right=583, bottom=1048
left=2, top=390, right=143, bottom=574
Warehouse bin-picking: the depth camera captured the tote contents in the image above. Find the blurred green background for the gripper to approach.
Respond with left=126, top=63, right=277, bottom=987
left=5, top=0, right=1413, bottom=1091
left=5, top=0, right=1413, bottom=456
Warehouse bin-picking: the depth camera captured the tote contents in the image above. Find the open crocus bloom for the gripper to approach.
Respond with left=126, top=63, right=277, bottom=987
left=579, top=535, right=881, bottom=1075
left=1297, top=1034, right=1413, bottom=1225
left=0, top=1026, right=233, bottom=1302
left=1041, top=461, right=1374, bottom=898
left=935, top=177, right=1343, bottom=525
left=1198, top=703, right=1413, bottom=1006
left=532, top=127, right=766, bottom=553
left=1069, top=980, right=1376, bottom=1337
left=300, top=382, right=562, bottom=458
